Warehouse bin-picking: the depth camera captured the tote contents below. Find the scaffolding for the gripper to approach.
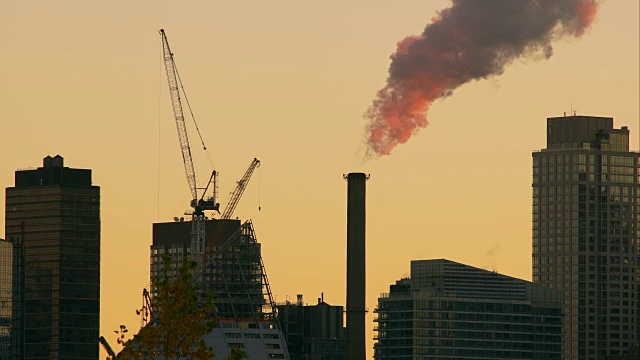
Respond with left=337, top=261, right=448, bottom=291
left=202, top=220, right=278, bottom=323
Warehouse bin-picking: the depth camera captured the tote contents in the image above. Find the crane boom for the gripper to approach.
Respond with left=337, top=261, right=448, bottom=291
left=159, top=29, right=198, bottom=204
left=204, top=158, right=260, bottom=259
left=221, top=158, right=261, bottom=219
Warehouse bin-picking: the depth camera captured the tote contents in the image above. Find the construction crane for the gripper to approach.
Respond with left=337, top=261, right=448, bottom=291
left=146, top=158, right=261, bottom=327
left=160, top=29, right=219, bottom=264
left=203, top=158, right=261, bottom=262
left=154, top=29, right=262, bottom=330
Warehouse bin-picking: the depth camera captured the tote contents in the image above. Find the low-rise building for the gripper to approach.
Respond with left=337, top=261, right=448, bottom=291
left=277, top=294, right=345, bottom=360
left=374, top=259, right=563, bottom=359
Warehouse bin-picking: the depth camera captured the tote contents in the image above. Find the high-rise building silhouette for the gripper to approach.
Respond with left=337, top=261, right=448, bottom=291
left=373, top=259, right=563, bottom=359
left=5, top=155, right=100, bottom=360
left=532, top=115, right=639, bottom=359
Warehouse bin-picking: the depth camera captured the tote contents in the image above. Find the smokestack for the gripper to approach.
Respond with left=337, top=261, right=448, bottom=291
left=364, top=0, right=599, bottom=156
left=345, top=172, right=368, bottom=360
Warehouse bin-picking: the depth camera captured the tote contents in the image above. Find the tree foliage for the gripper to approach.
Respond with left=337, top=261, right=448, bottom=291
left=109, top=254, right=246, bottom=360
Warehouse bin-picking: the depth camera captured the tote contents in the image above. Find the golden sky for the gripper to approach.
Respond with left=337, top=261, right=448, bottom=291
left=1, top=1, right=638, bottom=358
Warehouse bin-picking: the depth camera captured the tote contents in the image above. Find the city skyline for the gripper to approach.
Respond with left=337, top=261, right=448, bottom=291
left=1, top=1, right=638, bottom=358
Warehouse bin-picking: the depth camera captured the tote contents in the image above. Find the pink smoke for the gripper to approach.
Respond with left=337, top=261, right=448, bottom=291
left=365, top=0, right=599, bottom=156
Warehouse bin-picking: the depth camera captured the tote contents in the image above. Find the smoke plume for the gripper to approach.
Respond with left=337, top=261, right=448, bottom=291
left=480, top=242, right=501, bottom=272
left=365, top=0, right=598, bottom=156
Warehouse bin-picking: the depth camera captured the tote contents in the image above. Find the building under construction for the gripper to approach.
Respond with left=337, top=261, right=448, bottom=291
left=134, top=29, right=288, bottom=359
left=150, top=218, right=289, bottom=359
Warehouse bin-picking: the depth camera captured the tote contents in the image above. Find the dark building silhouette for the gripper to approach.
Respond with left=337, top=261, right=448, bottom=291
left=374, top=259, right=563, bottom=359
left=276, top=294, right=345, bottom=360
left=5, top=156, right=100, bottom=360
left=532, top=115, right=639, bottom=359
left=0, top=238, right=10, bottom=359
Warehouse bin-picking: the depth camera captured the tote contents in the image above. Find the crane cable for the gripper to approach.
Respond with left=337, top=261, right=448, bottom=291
left=173, top=62, right=215, bottom=170
left=258, top=166, right=261, bottom=211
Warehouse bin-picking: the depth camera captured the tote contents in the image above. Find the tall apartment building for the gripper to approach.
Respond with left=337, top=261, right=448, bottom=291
left=0, top=239, right=11, bottom=360
left=374, top=259, right=563, bottom=359
left=276, top=294, right=345, bottom=360
left=532, top=115, right=639, bottom=359
left=5, top=155, right=100, bottom=360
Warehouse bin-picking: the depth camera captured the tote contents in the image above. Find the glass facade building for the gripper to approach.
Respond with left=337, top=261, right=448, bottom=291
left=532, top=115, right=639, bottom=359
left=5, top=156, right=100, bottom=360
left=374, top=259, right=562, bottom=359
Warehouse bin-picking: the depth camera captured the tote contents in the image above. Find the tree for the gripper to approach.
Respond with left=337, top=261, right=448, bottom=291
left=111, top=254, right=247, bottom=360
